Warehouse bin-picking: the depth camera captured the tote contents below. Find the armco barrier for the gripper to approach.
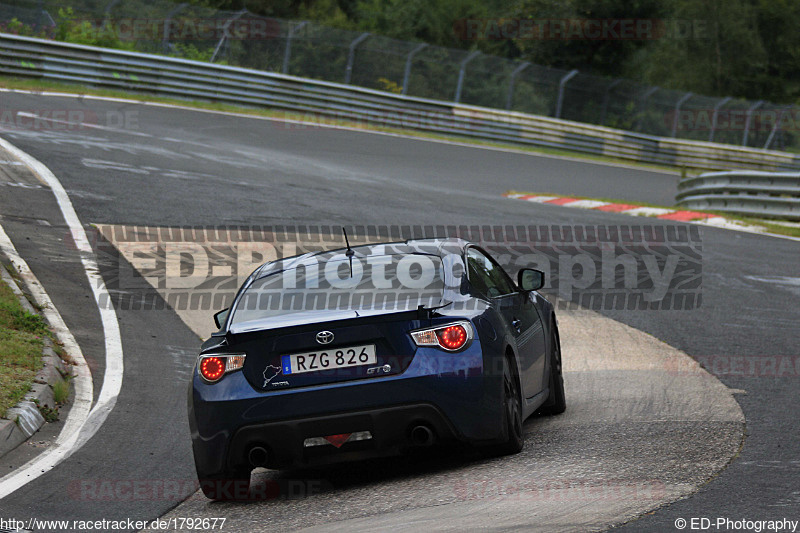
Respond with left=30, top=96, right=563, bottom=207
left=676, top=171, right=800, bottom=220
left=1, top=33, right=799, bottom=172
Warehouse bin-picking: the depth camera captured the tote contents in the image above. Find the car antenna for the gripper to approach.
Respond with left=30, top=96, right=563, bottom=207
left=343, top=226, right=355, bottom=277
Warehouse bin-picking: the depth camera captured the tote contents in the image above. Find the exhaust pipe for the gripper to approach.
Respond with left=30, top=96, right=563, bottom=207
left=248, top=446, right=269, bottom=467
left=409, top=425, right=435, bottom=447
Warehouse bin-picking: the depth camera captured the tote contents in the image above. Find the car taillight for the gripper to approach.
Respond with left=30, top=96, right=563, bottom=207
left=198, top=354, right=246, bottom=383
left=438, top=325, right=467, bottom=350
left=411, top=321, right=472, bottom=352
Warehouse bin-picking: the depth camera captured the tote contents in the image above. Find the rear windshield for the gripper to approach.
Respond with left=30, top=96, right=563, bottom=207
left=231, top=253, right=446, bottom=325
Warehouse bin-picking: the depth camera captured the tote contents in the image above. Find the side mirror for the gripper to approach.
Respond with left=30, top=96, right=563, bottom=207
left=518, top=268, right=544, bottom=292
left=213, top=308, right=230, bottom=330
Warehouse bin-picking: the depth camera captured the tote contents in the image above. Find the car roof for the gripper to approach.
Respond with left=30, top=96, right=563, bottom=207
left=254, top=237, right=471, bottom=277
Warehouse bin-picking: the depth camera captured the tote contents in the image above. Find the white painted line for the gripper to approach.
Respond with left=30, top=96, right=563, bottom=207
left=0, top=88, right=681, bottom=175
left=523, top=196, right=560, bottom=203
left=744, top=275, right=800, bottom=287
left=563, top=199, right=610, bottom=209
left=0, top=224, right=92, bottom=483
left=620, top=207, right=675, bottom=217
left=0, top=137, right=124, bottom=497
left=15, top=111, right=153, bottom=138
left=506, top=194, right=800, bottom=241
left=690, top=219, right=800, bottom=245
left=692, top=217, right=764, bottom=232
left=6, top=88, right=799, bottom=244
left=761, top=219, right=800, bottom=229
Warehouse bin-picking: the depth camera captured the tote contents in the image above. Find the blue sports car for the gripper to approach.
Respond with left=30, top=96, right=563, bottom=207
left=189, top=238, right=565, bottom=500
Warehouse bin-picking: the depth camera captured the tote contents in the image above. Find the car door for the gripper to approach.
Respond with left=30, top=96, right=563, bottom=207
left=465, top=247, right=546, bottom=399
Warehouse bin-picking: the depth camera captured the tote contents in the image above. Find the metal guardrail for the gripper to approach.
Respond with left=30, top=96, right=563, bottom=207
left=6, top=1, right=799, bottom=153
left=676, top=171, right=800, bottom=220
left=1, top=33, right=800, bottom=173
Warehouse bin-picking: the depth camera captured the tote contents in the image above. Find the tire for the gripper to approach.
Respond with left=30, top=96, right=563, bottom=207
left=198, top=470, right=252, bottom=501
left=490, top=355, right=524, bottom=456
left=538, top=321, right=566, bottom=415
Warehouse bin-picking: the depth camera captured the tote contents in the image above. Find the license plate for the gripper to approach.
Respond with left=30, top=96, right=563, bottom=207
left=281, top=344, right=377, bottom=375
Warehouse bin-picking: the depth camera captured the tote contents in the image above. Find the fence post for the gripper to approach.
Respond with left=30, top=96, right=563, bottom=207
left=670, top=92, right=693, bottom=138
left=210, top=10, right=248, bottom=63
left=708, top=96, right=731, bottom=142
left=41, top=9, right=55, bottom=27
left=635, top=86, right=659, bottom=131
left=505, top=61, right=530, bottom=110
left=600, top=79, right=622, bottom=126
left=778, top=106, right=795, bottom=150
left=344, top=32, right=370, bottom=84
left=401, top=43, right=428, bottom=96
left=282, top=21, right=308, bottom=74
left=454, top=50, right=481, bottom=103
left=103, top=0, right=121, bottom=26
left=764, top=106, right=790, bottom=150
left=162, top=3, right=188, bottom=54
left=742, top=100, right=763, bottom=147
left=554, top=69, right=578, bottom=119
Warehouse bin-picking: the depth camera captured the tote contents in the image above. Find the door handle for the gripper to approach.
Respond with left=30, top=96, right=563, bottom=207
left=511, top=318, right=521, bottom=331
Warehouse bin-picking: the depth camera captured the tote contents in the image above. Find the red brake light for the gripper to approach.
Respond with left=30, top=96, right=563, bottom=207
left=436, top=325, right=468, bottom=350
left=200, top=357, right=225, bottom=382
left=411, top=321, right=472, bottom=351
left=197, top=353, right=245, bottom=383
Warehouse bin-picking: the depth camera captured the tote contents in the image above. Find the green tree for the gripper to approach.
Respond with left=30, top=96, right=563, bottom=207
left=636, top=0, right=767, bottom=99
left=511, top=0, right=667, bottom=77
left=752, top=0, right=800, bottom=102
left=353, top=0, right=492, bottom=49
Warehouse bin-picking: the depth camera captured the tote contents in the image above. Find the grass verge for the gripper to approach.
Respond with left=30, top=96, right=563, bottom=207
left=0, top=268, right=47, bottom=418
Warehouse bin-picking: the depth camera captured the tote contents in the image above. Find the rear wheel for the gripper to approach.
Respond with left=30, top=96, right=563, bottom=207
left=198, top=470, right=252, bottom=501
left=539, top=321, right=566, bottom=415
left=491, top=355, right=524, bottom=456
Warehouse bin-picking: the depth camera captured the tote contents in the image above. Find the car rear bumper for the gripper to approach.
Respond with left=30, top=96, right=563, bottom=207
left=189, top=345, right=504, bottom=476
left=228, top=403, right=458, bottom=469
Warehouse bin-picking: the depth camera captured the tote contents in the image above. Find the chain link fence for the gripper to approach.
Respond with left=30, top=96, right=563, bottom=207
left=2, top=0, right=797, bottom=152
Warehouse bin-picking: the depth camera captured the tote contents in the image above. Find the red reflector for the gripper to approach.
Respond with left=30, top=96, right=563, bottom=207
left=324, top=434, right=352, bottom=448
left=200, top=357, right=225, bottom=382
left=437, top=325, right=467, bottom=350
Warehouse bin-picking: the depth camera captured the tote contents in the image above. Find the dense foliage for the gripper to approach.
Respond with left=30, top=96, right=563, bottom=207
left=3, top=0, right=797, bottom=106
left=188, top=0, right=798, bottom=104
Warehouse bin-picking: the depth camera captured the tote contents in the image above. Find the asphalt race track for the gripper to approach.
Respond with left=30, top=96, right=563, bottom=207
left=0, top=91, right=798, bottom=532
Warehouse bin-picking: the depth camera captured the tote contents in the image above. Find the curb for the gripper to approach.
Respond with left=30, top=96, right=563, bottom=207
left=0, top=248, right=72, bottom=460
left=0, top=140, right=98, bottom=498
left=504, top=192, right=767, bottom=232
